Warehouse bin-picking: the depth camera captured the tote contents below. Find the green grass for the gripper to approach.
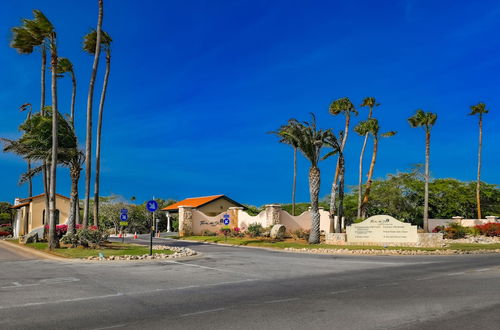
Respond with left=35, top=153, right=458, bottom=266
left=7, top=240, right=172, bottom=258
left=180, top=236, right=500, bottom=252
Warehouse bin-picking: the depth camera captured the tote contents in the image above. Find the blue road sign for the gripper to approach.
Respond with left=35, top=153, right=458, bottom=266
left=121, top=208, right=128, bottom=214
left=223, top=218, right=230, bottom=225
left=223, top=214, right=230, bottom=219
left=120, top=213, right=128, bottom=221
left=147, top=200, right=158, bottom=212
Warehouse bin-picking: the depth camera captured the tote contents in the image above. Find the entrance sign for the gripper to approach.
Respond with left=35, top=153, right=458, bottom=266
left=346, top=215, right=417, bottom=244
left=120, top=213, right=128, bottom=221
left=147, top=200, right=158, bottom=212
left=223, top=218, right=230, bottom=225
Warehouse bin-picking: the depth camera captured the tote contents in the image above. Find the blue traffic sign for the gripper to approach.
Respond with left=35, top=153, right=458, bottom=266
left=223, top=218, right=230, bottom=225
left=223, top=214, right=230, bottom=219
left=121, top=208, right=128, bottom=214
left=120, top=213, right=128, bottom=221
left=147, top=200, right=158, bottom=212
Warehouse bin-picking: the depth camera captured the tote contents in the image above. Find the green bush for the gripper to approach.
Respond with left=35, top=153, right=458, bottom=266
left=443, top=223, right=469, bottom=239
left=247, top=223, right=263, bottom=237
left=201, top=230, right=217, bottom=236
left=77, top=228, right=109, bottom=249
left=60, top=232, right=79, bottom=247
left=290, top=229, right=310, bottom=241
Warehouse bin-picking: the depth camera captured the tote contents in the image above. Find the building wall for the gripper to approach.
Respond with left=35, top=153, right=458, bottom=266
left=198, top=198, right=240, bottom=216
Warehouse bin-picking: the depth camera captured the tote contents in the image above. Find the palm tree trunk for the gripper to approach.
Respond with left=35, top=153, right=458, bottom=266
left=292, top=147, right=297, bottom=216
left=93, top=50, right=110, bottom=227
left=48, top=37, right=58, bottom=250
left=68, top=163, right=80, bottom=235
left=361, top=136, right=378, bottom=219
left=83, top=0, right=104, bottom=228
left=26, top=111, right=33, bottom=198
left=330, top=115, right=350, bottom=217
left=337, top=154, right=345, bottom=232
left=41, top=44, right=50, bottom=227
left=476, top=114, right=482, bottom=220
left=357, top=106, right=373, bottom=219
left=424, top=130, right=430, bottom=232
left=308, top=166, right=321, bottom=244
left=70, top=70, right=76, bottom=127
left=41, top=45, right=46, bottom=114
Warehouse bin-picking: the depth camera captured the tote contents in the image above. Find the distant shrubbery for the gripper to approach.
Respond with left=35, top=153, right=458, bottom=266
left=432, top=222, right=500, bottom=239
left=60, top=227, right=109, bottom=249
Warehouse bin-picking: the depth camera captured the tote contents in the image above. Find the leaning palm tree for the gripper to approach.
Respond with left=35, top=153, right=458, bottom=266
left=19, top=103, right=33, bottom=197
left=83, top=0, right=104, bottom=228
left=408, top=109, right=437, bottom=232
left=357, top=97, right=379, bottom=218
left=282, top=114, right=339, bottom=243
left=355, top=118, right=396, bottom=219
left=56, top=57, right=76, bottom=127
left=328, top=97, right=357, bottom=219
left=83, top=29, right=112, bottom=226
left=469, top=102, right=489, bottom=220
left=11, top=9, right=54, bottom=225
left=270, top=119, right=301, bottom=215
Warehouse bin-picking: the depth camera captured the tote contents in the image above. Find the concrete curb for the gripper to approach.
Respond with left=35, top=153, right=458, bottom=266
left=0, top=240, right=67, bottom=261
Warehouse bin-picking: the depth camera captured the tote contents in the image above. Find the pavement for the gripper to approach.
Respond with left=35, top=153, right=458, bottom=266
left=0, top=235, right=499, bottom=329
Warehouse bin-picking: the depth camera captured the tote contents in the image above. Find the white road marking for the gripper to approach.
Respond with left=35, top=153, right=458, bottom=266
left=0, top=293, right=124, bottom=310
left=475, top=268, right=491, bottom=272
left=91, top=324, right=127, bottom=330
left=180, top=308, right=225, bottom=317
left=1, top=277, right=79, bottom=289
left=447, top=272, right=465, bottom=276
left=264, top=297, right=300, bottom=304
left=132, top=278, right=259, bottom=295
left=330, top=288, right=357, bottom=295
left=376, top=282, right=399, bottom=287
left=166, top=260, right=258, bottom=277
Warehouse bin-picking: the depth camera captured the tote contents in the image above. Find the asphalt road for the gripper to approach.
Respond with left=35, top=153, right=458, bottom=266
left=1, top=236, right=499, bottom=330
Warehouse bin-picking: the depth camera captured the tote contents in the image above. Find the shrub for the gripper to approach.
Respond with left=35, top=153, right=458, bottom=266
left=231, top=227, right=244, bottom=238
left=290, top=229, right=310, bottom=241
left=60, top=232, right=79, bottom=247
left=443, top=223, right=469, bottom=239
left=432, top=226, right=445, bottom=233
left=45, top=224, right=98, bottom=240
left=76, top=228, right=109, bottom=249
left=220, top=226, right=231, bottom=236
left=247, top=223, right=263, bottom=237
left=201, top=230, right=216, bottom=236
left=475, top=223, right=500, bottom=237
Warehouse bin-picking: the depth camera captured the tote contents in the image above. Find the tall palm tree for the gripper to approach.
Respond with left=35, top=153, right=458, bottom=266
left=270, top=119, right=301, bottom=215
left=355, top=118, right=396, bottom=219
left=469, top=102, right=489, bottom=220
left=357, top=97, right=379, bottom=218
left=408, top=109, right=437, bottom=232
left=282, top=114, right=339, bottom=243
left=328, top=97, right=357, bottom=220
left=19, top=103, right=33, bottom=198
left=11, top=9, right=53, bottom=224
left=83, top=29, right=112, bottom=226
left=83, top=0, right=104, bottom=228
left=56, top=57, right=76, bottom=127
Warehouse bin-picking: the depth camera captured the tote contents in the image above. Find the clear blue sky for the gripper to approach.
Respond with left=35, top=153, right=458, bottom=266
left=1, top=0, right=499, bottom=206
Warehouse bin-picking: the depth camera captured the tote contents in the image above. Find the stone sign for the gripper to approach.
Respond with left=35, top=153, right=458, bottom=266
left=346, top=215, right=417, bottom=244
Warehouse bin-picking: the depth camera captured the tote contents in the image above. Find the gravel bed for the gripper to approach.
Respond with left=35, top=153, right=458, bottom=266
left=283, top=247, right=500, bottom=255
left=86, top=245, right=197, bottom=261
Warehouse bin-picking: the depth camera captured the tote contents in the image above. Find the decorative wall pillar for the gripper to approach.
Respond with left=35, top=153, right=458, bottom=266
left=178, top=206, right=193, bottom=237
left=265, top=204, right=282, bottom=227
left=228, top=207, right=244, bottom=228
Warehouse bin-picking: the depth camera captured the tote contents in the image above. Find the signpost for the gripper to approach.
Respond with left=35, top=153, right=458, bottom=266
left=223, top=214, right=230, bottom=225
left=146, top=200, right=158, bottom=256
left=119, top=209, right=128, bottom=243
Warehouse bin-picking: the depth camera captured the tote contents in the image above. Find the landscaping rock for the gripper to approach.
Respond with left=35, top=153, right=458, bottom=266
left=85, top=245, right=198, bottom=262
left=23, top=232, right=38, bottom=244
left=270, top=224, right=286, bottom=239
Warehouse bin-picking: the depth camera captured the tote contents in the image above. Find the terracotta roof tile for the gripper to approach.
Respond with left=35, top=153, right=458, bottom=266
left=162, top=195, right=225, bottom=211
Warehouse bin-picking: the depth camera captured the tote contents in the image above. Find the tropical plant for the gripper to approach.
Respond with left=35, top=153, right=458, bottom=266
left=270, top=119, right=301, bottom=215
left=469, top=102, right=489, bottom=220
left=328, top=97, right=357, bottom=219
left=82, top=30, right=113, bottom=227
left=357, top=97, right=379, bottom=218
left=408, top=109, right=437, bottom=232
left=56, top=57, right=76, bottom=126
left=354, top=118, right=396, bottom=219
left=282, top=114, right=340, bottom=243
left=83, top=0, right=104, bottom=228
left=247, top=223, right=263, bottom=237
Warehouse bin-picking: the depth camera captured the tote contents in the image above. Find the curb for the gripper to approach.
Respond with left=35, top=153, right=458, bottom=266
left=0, top=240, right=67, bottom=261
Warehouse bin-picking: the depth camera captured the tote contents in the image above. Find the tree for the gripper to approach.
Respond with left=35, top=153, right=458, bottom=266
left=83, top=0, right=104, bottom=228
left=354, top=118, right=396, bottom=219
left=469, top=102, right=489, bottom=220
left=270, top=119, right=301, bottom=215
left=328, top=97, right=357, bottom=220
left=408, top=109, right=437, bottom=232
left=11, top=9, right=54, bottom=225
left=357, top=97, right=379, bottom=218
left=19, top=103, right=33, bottom=197
left=282, top=114, right=339, bottom=243
left=56, top=57, right=76, bottom=126
left=83, top=29, right=112, bottom=227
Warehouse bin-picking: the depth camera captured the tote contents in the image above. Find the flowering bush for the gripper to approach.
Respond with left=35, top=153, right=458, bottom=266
left=247, top=223, right=263, bottom=237
left=61, top=228, right=108, bottom=248
left=220, top=226, right=231, bottom=236
left=231, top=227, right=244, bottom=238
left=442, top=223, right=469, bottom=239
left=474, top=223, right=500, bottom=237
left=432, top=226, right=445, bottom=233
left=0, top=224, right=13, bottom=236
left=44, top=224, right=97, bottom=240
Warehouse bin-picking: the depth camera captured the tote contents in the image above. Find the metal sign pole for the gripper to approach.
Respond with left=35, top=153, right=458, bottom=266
left=150, top=211, right=153, bottom=256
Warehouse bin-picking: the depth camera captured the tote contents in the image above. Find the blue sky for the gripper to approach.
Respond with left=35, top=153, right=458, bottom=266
left=1, top=0, right=499, bottom=206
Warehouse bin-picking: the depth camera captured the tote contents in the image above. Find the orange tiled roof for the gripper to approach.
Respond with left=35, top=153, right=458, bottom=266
left=19, top=193, right=70, bottom=203
left=162, top=195, right=225, bottom=211
left=10, top=202, right=30, bottom=209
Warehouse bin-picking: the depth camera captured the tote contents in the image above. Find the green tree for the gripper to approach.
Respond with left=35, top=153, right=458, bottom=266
left=408, top=109, right=437, bottom=232
left=354, top=118, right=396, bottom=219
left=469, top=102, right=489, bottom=219
left=56, top=57, right=77, bottom=126
left=83, top=0, right=104, bottom=228
left=328, top=97, right=357, bottom=218
left=357, top=97, right=379, bottom=218
left=282, top=114, right=339, bottom=243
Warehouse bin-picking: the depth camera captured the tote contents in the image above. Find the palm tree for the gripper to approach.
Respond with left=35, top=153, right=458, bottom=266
left=11, top=9, right=53, bottom=225
left=328, top=97, right=357, bottom=221
left=56, top=57, right=76, bottom=127
left=83, top=29, right=112, bottom=226
left=357, top=97, right=379, bottom=218
left=282, top=114, right=340, bottom=243
left=408, top=110, right=437, bottom=232
left=469, top=102, right=489, bottom=220
left=83, top=0, right=104, bottom=228
left=19, top=103, right=33, bottom=198
left=355, top=118, right=396, bottom=219
left=270, top=119, right=301, bottom=215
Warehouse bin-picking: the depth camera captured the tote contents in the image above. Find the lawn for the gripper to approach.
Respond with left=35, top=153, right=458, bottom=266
left=180, top=236, right=500, bottom=251
left=6, top=240, right=171, bottom=258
